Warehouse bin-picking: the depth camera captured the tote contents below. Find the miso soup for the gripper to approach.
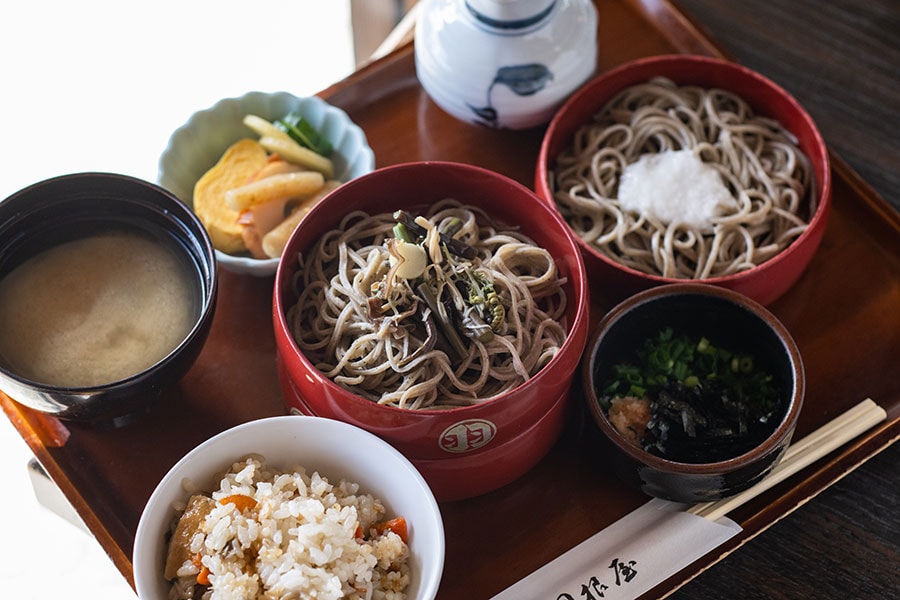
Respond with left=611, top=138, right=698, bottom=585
left=0, top=228, right=199, bottom=387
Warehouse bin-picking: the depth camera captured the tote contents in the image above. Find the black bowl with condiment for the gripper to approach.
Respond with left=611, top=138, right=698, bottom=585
left=581, top=283, right=804, bottom=502
left=0, top=172, right=218, bottom=427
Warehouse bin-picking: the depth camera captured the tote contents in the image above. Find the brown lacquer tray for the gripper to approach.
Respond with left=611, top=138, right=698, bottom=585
left=2, top=1, right=898, bottom=598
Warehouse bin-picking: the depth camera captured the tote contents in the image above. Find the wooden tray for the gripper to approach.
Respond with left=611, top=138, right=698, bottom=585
left=2, top=1, right=898, bottom=598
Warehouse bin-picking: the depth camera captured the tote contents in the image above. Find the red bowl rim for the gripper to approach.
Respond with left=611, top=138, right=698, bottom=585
left=536, top=53, right=832, bottom=289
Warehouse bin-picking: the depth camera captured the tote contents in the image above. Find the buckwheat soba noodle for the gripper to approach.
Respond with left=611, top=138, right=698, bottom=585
left=287, top=199, right=567, bottom=409
left=550, top=77, right=815, bottom=279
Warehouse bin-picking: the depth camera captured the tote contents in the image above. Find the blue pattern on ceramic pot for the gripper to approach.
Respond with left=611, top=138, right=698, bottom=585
left=415, top=0, right=598, bottom=130
left=469, top=63, right=554, bottom=127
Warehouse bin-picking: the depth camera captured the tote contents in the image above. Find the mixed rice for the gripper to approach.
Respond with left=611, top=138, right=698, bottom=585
left=164, top=456, right=410, bottom=600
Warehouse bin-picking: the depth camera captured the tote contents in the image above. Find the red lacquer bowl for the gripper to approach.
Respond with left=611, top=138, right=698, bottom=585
left=273, top=161, right=590, bottom=501
left=536, top=54, right=831, bottom=306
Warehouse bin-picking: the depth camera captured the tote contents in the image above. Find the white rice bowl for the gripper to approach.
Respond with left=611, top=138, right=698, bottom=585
left=135, top=416, right=444, bottom=600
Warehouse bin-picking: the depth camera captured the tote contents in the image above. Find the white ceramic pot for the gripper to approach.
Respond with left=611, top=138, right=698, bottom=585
left=415, top=0, right=598, bottom=129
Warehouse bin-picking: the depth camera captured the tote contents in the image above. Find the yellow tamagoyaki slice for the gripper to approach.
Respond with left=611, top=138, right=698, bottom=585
left=192, top=139, right=269, bottom=254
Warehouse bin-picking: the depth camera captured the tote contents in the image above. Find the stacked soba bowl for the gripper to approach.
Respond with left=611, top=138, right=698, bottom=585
left=273, top=161, right=590, bottom=501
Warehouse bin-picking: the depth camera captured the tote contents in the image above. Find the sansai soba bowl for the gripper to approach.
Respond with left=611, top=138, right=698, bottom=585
left=536, top=54, right=832, bottom=306
left=273, top=161, right=590, bottom=501
left=0, top=173, right=217, bottom=427
left=580, top=283, right=805, bottom=502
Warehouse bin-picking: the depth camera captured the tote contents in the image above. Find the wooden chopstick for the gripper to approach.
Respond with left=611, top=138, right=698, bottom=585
left=688, top=398, right=887, bottom=521
left=370, top=3, right=421, bottom=62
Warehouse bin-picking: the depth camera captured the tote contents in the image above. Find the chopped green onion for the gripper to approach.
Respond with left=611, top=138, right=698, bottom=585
left=697, top=337, right=711, bottom=353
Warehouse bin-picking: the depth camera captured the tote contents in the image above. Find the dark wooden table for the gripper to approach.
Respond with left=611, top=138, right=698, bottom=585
left=670, top=1, right=900, bottom=597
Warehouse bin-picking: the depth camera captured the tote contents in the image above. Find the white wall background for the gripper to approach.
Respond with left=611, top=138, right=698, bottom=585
left=0, top=0, right=356, bottom=199
left=0, top=2, right=355, bottom=597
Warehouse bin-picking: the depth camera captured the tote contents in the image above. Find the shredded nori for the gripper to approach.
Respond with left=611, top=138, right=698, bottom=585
left=601, top=327, right=782, bottom=463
